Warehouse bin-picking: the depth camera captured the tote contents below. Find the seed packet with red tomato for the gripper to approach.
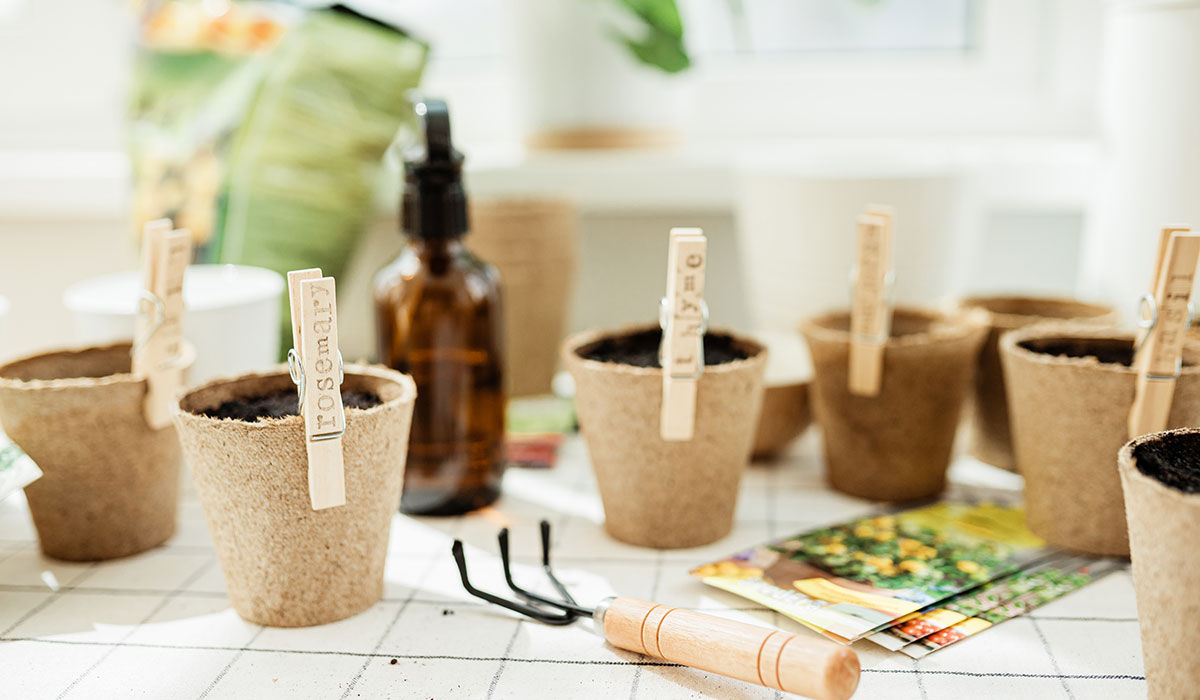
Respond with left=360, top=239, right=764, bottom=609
left=899, top=558, right=1125, bottom=658
left=866, top=553, right=1084, bottom=651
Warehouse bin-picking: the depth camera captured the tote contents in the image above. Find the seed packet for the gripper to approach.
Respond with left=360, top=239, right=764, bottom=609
left=505, top=396, right=576, bottom=469
left=899, top=558, right=1125, bottom=658
left=692, top=501, right=1048, bottom=642
left=505, top=434, right=564, bottom=469
left=0, top=430, right=42, bottom=502
left=866, top=553, right=1088, bottom=650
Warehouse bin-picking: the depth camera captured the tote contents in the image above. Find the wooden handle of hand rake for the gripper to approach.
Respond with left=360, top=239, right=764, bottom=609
left=599, top=597, right=860, bottom=699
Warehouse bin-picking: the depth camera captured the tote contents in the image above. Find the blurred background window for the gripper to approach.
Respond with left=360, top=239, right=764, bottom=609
left=0, top=0, right=1112, bottom=361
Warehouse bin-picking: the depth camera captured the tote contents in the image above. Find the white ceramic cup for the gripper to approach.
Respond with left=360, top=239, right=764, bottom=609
left=63, top=265, right=284, bottom=383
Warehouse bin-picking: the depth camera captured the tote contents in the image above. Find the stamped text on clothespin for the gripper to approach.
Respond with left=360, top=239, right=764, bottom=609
left=287, top=268, right=346, bottom=510
left=1135, top=225, right=1190, bottom=367
left=133, top=219, right=192, bottom=429
left=1129, top=229, right=1200, bottom=438
left=848, top=207, right=893, bottom=396
left=660, top=228, right=708, bottom=441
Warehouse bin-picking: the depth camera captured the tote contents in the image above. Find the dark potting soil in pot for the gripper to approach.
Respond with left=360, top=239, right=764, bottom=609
left=1133, top=432, right=1200, bottom=494
left=1017, top=337, right=1137, bottom=366
left=200, top=389, right=382, bottom=422
left=578, top=328, right=751, bottom=367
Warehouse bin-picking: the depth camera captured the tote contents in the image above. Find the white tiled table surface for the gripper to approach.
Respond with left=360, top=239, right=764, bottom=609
left=0, top=434, right=1145, bottom=699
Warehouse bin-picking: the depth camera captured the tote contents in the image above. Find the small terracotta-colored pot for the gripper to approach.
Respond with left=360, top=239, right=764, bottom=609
left=1002, top=326, right=1200, bottom=555
left=174, top=365, right=415, bottom=627
left=0, top=342, right=186, bottom=561
left=959, top=295, right=1116, bottom=471
left=800, top=307, right=986, bottom=502
left=752, top=381, right=811, bottom=459
left=1119, top=429, right=1200, bottom=700
left=750, top=330, right=813, bottom=460
left=564, top=325, right=766, bottom=549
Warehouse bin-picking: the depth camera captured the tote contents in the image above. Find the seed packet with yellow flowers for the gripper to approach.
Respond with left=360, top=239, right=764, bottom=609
left=899, top=557, right=1124, bottom=658
left=691, top=501, right=1049, bottom=642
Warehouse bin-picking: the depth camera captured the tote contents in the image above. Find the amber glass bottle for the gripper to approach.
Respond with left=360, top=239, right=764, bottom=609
left=374, top=99, right=506, bottom=515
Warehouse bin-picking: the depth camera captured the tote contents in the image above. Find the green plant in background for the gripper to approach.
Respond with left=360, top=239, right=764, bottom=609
left=131, top=4, right=428, bottom=357
left=604, top=0, right=893, bottom=74
left=606, top=0, right=691, bottom=73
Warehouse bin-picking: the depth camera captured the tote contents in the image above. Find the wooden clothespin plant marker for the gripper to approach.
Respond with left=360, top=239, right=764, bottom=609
left=132, top=218, right=192, bottom=429
left=287, top=268, right=347, bottom=510
left=1135, top=225, right=1191, bottom=364
left=1129, top=229, right=1200, bottom=438
left=659, top=228, right=708, bottom=441
left=848, top=206, right=894, bottom=397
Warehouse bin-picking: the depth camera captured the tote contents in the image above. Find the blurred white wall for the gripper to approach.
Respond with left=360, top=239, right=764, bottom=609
left=0, top=0, right=1115, bottom=363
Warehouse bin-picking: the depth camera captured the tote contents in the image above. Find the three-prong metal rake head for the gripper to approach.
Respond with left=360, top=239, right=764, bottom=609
left=449, top=521, right=861, bottom=700
left=451, top=520, right=590, bottom=626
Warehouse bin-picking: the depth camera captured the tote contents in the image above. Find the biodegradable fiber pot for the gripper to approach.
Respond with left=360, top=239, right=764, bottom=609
left=800, top=308, right=986, bottom=502
left=174, top=365, right=415, bottom=627
left=468, top=197, right=578, bottom=397
left=1001, top=326, right=1200, bottom=556
left=0, top=342, right=186, bottom=561
left=959, top=296, right=1116, bottom=471
left=752, top=381, right=811, bottom=460
left=750, top=330, right=813, bottom=460
left=564, top=325, right=766, bottom=549
left=1119, top=429, right=1200, bottom=700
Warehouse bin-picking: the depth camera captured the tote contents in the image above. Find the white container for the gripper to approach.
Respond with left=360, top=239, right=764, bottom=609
left=506, top=0, right=693, bottom=147
left=63, top=265, right=284, bottom=383
left=734, top=161, right=976, bottom=333
left=1080, top=0, right=1200, bottom=316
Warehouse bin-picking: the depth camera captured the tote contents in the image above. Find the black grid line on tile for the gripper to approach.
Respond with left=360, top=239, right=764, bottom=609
left=765, top=460, right=785, bottom=700
left=486, top=620, right=525, bottom=699
left=198, top=626, right=266, bottom=699
left=1030, top=615, right=1075, bottom=700
left=627, top=549, right=667, bottom=700
left=0, top=561, right=100, bottom=637
left=0, top=582, right=826, bottom=616
left=863, top=669, right=1144, bottom=681
left=338, top=546, right=447, bottom=699
left=56, top=557, right=218, bottom=700
left=0, top=636, right=1151, bottom=683
left=0, top=444, right=1151, bottom=698
left=0, top=583, right=229, bottom=598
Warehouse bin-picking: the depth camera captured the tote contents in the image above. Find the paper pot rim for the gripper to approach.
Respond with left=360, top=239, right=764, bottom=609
left=958, top=295, right=1115, bottom=329
left=798, top=306, right=985, bottom=348
left=1000, top=324, right=1200, bottom=377
left=472, top=196, right=577, bottom=213
left=764, top=378, right=810, bottom=391
left=1120, top=428, right=1200, bottom=505
left=0, top=341, right=148, bottom=392
left=561, top=323, right=767, bottom=378
left=173, top=363, right=417, bottom=431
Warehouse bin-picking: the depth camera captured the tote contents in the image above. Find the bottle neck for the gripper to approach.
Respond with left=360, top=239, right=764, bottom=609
left=407, top=234, right=465, bottom=262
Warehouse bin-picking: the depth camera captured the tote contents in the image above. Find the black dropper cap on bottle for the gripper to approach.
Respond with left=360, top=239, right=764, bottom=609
left=401, top=98, right=468, bottom=239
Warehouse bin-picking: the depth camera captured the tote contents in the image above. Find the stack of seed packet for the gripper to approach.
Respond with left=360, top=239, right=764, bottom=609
left=0, top=429, right=42, bottom=502
left=691, top=498, right=1122, bottom=657
left=505, top=396, right=577, bottom=469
